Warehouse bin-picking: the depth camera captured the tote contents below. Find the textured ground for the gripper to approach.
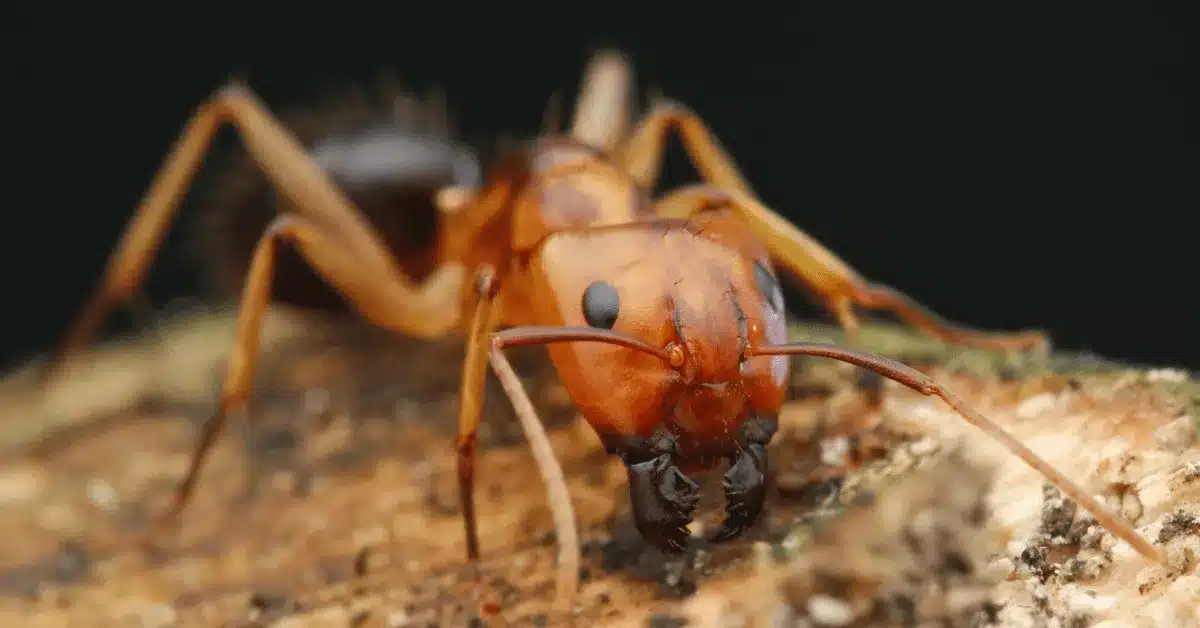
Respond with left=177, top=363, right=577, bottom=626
left=0, top=308, right=1197, bottom=627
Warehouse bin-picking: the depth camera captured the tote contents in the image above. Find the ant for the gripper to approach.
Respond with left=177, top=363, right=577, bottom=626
left=36, top=50, right=1161, bottom=612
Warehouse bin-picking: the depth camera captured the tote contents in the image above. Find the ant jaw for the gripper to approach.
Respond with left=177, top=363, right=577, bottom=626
left=708, top=442, right=768, bottom=543
left=708, top=414, right=776, bottom=542
left=624, top=445, right=771, bottom=552
left=626, top=453, right=700, bottom=553
left=621, top=415, right=778, bottom=552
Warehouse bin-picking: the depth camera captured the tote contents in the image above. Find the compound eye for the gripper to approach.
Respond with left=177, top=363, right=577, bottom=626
left=752, top=261, right=783, bottom=313
left=582, top=280, right=620, bottom=329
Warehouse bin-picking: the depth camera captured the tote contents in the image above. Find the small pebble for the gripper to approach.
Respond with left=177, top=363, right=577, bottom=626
left=646, top=614, right=688, bottom=628
left=907, top=437, right=941, bottom=458
left=118, top=601, right=176, bottom=628
left=384, top=609, right=409, bottom=627
left=1120, top=489, right=1144, bottom=524
left=1015, top=393, right=1059, bottom=420
left=819, top=437, right=850, bottom=466
left=806, top=595, right=854, bottom=626
left=1146, top=369, right=1188, bottom=384
left=86, top=478, right=120, bottom=511
left=1095, top=454, right=1145, bottom=486
left=304, top=388, right=333, bottom=416
left=1153, top=415, right=1197, bottom=453
left=272, top=606, right=350, bottom=628
left=986, top=556, right=1016, bottom=580
left=0, top=464, right=45, bottom=506
left=1063, top=586, right=1114, bottom=622
left=752, top=541, right=773, bottom=571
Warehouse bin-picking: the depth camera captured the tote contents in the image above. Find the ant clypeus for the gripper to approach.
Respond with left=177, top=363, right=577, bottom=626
left=38, top=50, right=1161, bottom=612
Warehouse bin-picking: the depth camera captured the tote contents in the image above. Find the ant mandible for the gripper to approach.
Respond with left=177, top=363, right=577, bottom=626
left=37, top=50, right=1162, bottom=612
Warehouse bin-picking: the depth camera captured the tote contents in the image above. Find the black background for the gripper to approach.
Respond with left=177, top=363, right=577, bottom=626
left=3, top=3, right=1193, bottom=371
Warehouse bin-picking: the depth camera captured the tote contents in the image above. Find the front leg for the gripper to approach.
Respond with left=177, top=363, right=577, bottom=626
left=453, top=268, right=581, bottom=612
left=624, top=102, right=1049, bottom=351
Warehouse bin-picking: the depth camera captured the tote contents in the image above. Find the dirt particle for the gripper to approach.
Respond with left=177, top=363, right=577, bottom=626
left=646, top=614, right=688, bottom=628
left=271, top=606, right=353, bottom=628
left=1154, top=414, right=1198, bottom=453
left=117, top=600, right=177, bottom=628
left=1119, top=488, right=1144, bottom=524
left=907, top=436, right=941, bottom=458
left=1168, top=461, right=1200, bottom=495
left=1076, top=518, right=1105, bottom=550
left=997, top=365, right=1019, bottom=382
left=1039, top=484, right=1078, bottom=538
left=1015, top=392, right=1060, bottom=420
left=248, top=591, right=305, bottom=619
left=659, top=556, right=699, bottom=599
left=421, top=475, right=461, bottom=516
left=1019, top=535, right=1052, bottom=580
left=0, top=464, right=45, bottom=505
left=352, top=546, right=371, bottom=579
left=49, top=540, right=91, bottom=584
left=853, top=370, right=885, bottom=400
left=383, top=609, right=410, bottom=627
left=1157, top=510, right=1200, bottom=544
left=775, top=473, right=843, bottom=511
left=1095, top=453, right=1145, bottom=487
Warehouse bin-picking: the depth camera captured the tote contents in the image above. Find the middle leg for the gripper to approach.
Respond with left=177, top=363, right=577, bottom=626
left=147, top=213, right=466, bottom=536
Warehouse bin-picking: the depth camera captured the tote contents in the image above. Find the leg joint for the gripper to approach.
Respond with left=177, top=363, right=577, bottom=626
left=474, top=266, right=500, bottom=300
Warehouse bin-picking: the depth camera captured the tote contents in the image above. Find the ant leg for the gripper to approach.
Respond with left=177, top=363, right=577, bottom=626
left=454, top=270, right=580, bottom=611
left=488, top=339, right=579, bottom=612
left=43, top=83, right=463, bottom=383
left=148, top=214, right=464, bottom=537
left=568, top=49, right=635, bottom=152
left=647, top=175, right=1049, bottom=351
left=454, top=268, right=501, bottom=565
left=617, top=100, right=756, bottom=196
left=625, top=103, right=1049, bottom=351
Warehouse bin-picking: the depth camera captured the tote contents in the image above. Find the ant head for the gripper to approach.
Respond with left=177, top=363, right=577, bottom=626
left=524, top=214, right=791, bottom=551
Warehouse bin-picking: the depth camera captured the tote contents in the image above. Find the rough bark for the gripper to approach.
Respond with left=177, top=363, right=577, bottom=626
left=0, top=308, right=1196, bottom=626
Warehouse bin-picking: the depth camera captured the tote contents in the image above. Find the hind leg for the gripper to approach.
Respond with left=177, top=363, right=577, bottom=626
left=623, top=103, right=1049, bottom=351
left=45, top=84, right=465, bottom=386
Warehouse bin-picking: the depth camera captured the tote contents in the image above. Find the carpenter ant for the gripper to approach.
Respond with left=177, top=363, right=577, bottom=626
left=37, top=51, right=1161, bottom=613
